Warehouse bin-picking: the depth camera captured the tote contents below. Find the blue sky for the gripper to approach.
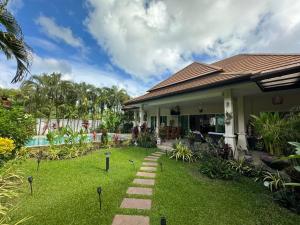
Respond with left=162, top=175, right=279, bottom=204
left=1, top=0, right=300, bottom=96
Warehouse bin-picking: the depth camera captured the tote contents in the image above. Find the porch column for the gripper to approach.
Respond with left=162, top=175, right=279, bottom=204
left=237, top=96, right=248, bottom=151
left=156, top=107, right=160, bottom=136
left=139, top=106, right=145, bottom=128
left=133, top=110, right=138, bottom=127
left=224, top=89, right=237, bottom=159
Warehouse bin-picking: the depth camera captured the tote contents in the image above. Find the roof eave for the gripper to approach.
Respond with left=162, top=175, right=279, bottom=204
left=126, top=74, right=252, bottom=106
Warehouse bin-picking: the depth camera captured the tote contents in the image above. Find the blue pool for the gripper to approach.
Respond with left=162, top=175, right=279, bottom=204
left=25, top=133, right=104, bottom=147
left=25, top=133, right=131, bottom=147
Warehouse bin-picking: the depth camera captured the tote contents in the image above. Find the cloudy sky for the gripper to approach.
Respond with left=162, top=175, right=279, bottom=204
left=1, top=0, right=300, bottom=96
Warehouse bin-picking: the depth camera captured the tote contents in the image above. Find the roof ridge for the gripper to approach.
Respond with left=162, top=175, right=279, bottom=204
left=194, top=61, right=223, bottom=71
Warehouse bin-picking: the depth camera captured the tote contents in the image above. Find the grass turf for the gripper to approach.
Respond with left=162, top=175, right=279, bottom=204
left=11, top=147, right=300, bottom=225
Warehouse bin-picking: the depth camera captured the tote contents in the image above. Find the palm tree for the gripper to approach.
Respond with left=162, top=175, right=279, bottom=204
left=0, top=0, right=31, bottom=83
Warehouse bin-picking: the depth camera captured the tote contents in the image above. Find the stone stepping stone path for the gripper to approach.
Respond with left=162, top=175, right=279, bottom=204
left=140, top=166, right=157, bottom=172
left=142, top=162, right=158, bottom=167
left=144, top=157, right=158, bottom=162
left=136, top=171, right=156, bottom=178
left=127, top=187, right=153, bottom=196
left=112, top=215, right=150, bottom=225
left=133, top=178, right=155, bottom=186
left=121, top=198, right=152, bottom=209
left=112, top=151, right=164, bottom=225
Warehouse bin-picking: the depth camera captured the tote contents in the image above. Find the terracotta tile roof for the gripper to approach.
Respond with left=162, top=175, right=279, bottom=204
left=126, top=54, right=300, bottom=105
left=149, top=62, right=222, bottom=91
left=212, top=54, right=300, bottom=73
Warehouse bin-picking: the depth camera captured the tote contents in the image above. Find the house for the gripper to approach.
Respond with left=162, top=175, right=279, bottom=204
left=124, top=54, right=300, bottom=157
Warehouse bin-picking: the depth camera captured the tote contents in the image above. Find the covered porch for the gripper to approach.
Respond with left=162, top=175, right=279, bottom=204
left=131, top=82, right=300, bottom=158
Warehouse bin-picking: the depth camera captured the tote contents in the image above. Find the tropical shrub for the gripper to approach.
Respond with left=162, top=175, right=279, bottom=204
left=137, top=132, right=156, bottom=148
left=282, top=142, right=300, bottom=188
left=0, top=137, right=15, bottom=158
left=199, top=156, right=238, bottom=180
left=112, top=133, right=121, bottom=147
left=272, top=189, right=300, bottom=214
left=186, top=130, right=196, bottom=146
left=170, top=141, right=194, bottom=162
left=101, top=109, right=122, bottom=132
left=251, top=112, right=300, bottom=156
left=0, top=164, right=30, bottom=224
left=131, top=126, right=139, bottom=141
left=0, top=106, right=35, bottom=150
left=263, top=171, right=286, bottom=192
left=228, top=159, right=255, bottom=177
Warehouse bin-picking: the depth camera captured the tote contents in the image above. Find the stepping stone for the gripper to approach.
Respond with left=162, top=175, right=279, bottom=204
left=151, top=153, right=162, bottom=157
left=147, top=156, right=159, bottom=159
left=140, top=166, right=157, bottom=172
left=154, top=151, right=164, bottom=155
left=120, top=198, right=152, bottom=210
left=112, top=215, right=150, bottom=225
left=136, top=171, right=156, bottom=178
left=142, top=162, right=158, bottom=167
left=133, top=178, right=155, bottom=186
left=127, top=187, right=153, bottom=196
left=144, top=157, right=158, bottom=161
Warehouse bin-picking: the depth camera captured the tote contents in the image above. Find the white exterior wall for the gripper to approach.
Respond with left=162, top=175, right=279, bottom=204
left=244, top=90, right=299, bottom=125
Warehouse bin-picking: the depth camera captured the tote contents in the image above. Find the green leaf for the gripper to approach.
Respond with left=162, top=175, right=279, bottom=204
left=284, top=182, right=300, bottom=187
left=294, top=166, right=300, bottom=172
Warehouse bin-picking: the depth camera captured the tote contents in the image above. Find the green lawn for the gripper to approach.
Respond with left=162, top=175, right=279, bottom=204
left=11, top=147, right=300, bottom=225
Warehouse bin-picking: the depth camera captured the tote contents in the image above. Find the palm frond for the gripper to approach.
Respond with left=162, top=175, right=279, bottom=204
left=0, top=31, right=32, bottom=82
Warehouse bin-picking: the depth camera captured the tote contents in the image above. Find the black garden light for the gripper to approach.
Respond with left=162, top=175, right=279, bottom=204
left=160, top=162, right=163, bottom=172
left=105, top=152, right=111, bottom=172
left=36, top=150, right=43, bottom=172
left=129, top=160, right=135, bottom=169
left=37, top=157, right=41, bottom=172
left=97, top=186, right=102, bottom=210
left=27, top=176, right=33, bottom=195
left=161, top=216, right=167, bottom=225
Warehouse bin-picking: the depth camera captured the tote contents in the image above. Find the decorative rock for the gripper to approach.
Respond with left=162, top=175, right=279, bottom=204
left=120, top=198, right=152, bottom=210
left=112, top=215, right=150, bottom=225
left=136, top=171, right=156, bottom=178
left=127, top=187, right=153, bottom=196
left=133, top=178, right=155, bottom=186
left=140, top=167, right=157, bottom=172
left=142, top=162, right=158, bottom=167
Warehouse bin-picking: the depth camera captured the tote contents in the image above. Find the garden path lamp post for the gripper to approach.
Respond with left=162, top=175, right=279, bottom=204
left=160, top=162, right=163, bottom=172
left=97, top=186, right=102, bottom=210
left=161, top=217, right=166, bottom=225
left=105, top=152, right=111, bottom=172
left=28, top=176, right=33, bottom=195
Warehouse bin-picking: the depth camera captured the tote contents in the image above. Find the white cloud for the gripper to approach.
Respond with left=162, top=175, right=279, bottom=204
left=26, top=36, right=62, bottom=53
left=0, top=54, right=147, bottom=97
left=7, top=0, right=23, bottom=14
left=36, top=16, right=85, bottom=51
left=85, top=0, right=300, bottom=80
